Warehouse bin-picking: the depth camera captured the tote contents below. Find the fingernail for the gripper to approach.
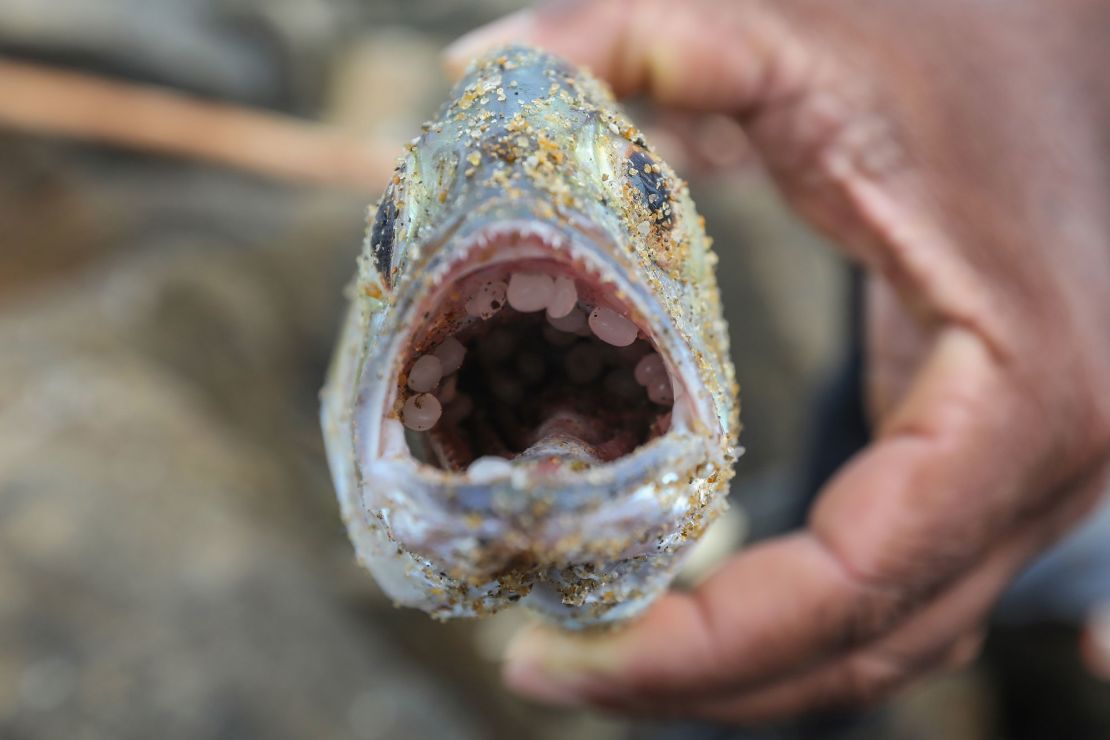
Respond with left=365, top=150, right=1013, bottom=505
left=501, top=626, right=614, bottom=706
left=503, top=653, right=589, bottom=706
left=443, top=10, right=536, bottom=79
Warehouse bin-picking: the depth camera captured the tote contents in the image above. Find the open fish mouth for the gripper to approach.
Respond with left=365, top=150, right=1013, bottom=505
left=384, top=220, right=697, bottom=476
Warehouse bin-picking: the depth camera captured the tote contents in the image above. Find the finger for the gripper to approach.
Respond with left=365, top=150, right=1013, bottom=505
left=689, top=472, right=1097, bottom=724
left=689, top=631, right=979, bottom=725
left=503, top=541, right=983, bottom=718
left=444, top=0, right=796, bottom=110
left=865, top=273, right=931, bottom=421
left=444, top=1, right=994, bottom=331
left=648, top=112, right=754, bottom=176
left=534, top=501, right=1031, bottom=719
left=445, top=3, right=967, bottom=290
left=503, top=533, right=879, bottom=708
left=686, top=526, right=1045, bottom=723
left=503, top=327, right=1046, bottom=705
left=672, top=476, right=1092, bottom=724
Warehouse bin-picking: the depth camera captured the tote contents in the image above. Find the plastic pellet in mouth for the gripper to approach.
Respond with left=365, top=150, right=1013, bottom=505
left=634, top=352, right=667, bottom=387
left=548, top=307, right=587, bottom=334
left=543, top=324, right=577, bottom=347
left=597, top=343, right=624, bottom=367
left=479, top=329, right=515, bottom=364
left=588, top=306, right=639, bottom=347
left=437, top=374, right=458, bottom=403
left=407, top=354, right=443, bottom=393
left=516, top=352, right=546, bottom=384
left=467, top=455, right=513, bottom=482
left=652, top=411, right=673, bottom=436
left=604, top=367, right=641, bottom=401
left=433, top=336, right=466, bottom=375
left=402, top=393, right=442, bottom=431
left=507, top=272, right=555, bottom=312
left=647, top=377, right=674, bottom=405
left=465, top=280, right=508, bottom=319
left=491, top=373, right=523, bottom=404
left=565, top=343, right=603, bottom=384
left=546, top=276, right=578, bottom=319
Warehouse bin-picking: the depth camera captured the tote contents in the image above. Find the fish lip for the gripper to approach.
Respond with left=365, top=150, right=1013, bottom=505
left=363, top=430, right=713, bottom=570
left=353, top=207, right=718, bottom=508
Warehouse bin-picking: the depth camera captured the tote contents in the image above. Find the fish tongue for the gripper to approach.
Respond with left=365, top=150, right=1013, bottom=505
left=518, top=411, right=604, bottom=466
left=516, top=433, right=600, bottom=467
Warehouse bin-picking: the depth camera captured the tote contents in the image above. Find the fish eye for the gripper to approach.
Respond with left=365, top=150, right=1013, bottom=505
left=626, top=149, right=673, bottom=228
left=369, top=182, right=399, bottom=286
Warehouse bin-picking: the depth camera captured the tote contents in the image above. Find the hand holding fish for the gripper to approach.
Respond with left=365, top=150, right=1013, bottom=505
left=446, top=0, right=1110, bottom=720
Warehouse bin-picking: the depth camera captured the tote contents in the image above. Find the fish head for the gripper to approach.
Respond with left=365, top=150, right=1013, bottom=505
left=322, top=46, right=740, bottom=627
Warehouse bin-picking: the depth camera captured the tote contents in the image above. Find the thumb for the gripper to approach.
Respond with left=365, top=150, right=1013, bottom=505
left=443, top=1, right=939, bottom=288
left=443, top=0, right=797, bottom=112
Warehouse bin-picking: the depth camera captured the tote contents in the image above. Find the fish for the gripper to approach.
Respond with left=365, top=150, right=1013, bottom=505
left=320, top=45, right=740, bottom=628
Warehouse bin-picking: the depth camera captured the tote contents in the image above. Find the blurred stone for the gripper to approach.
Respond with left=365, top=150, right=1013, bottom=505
left=0, top=135, right=104, bottom=295
left=0, top=222, right=495, bottom=739
left=0, top=0, right=296, bottom=107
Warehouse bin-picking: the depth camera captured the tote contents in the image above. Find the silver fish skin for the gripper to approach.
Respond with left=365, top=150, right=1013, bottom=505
left=321, top=45, right=740, bottom=628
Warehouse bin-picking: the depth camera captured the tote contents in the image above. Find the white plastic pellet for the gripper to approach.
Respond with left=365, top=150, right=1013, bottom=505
left=465, top=280, right=508, bottom=319
left=547, top=307, right=586, bottom=334
left=545, top=276, right=578, bottom=319
left=565, top=344, right=603, bottom=384
left=407, top=354, right=443, bottom=393
left=401, top=393, right=442, bottom=431
left=432, top=336, right=466, bottom=375
left=507, top=272, right=556, bottom=312
left=634, top=352, right=667, bottom=387
left=647, top=378, right=674, bottom=405
left=588, top=306, right=638, bottom=347
left=467, top=455, right=513, bottom=482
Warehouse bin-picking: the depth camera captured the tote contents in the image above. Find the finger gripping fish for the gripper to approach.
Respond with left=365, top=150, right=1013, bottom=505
left=321, top=46, right=740, bottom=628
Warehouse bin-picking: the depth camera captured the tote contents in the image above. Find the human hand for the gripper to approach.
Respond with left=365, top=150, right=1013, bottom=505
left=445, top=0, right=1110, bottom=722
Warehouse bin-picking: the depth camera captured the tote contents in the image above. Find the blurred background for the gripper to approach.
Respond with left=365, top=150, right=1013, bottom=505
left=1, top=1, right=1108, bottom=738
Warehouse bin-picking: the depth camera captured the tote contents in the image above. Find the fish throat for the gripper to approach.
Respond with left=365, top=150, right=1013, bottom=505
left=392, top=226, right=683, bottom=473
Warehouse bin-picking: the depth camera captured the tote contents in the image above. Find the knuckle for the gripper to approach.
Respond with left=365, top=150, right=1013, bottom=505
left=810, top=532, right=934, bottom=650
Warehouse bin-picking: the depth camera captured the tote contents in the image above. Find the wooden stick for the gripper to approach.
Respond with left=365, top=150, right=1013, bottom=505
left=0, top=58, right=400, bottom=192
